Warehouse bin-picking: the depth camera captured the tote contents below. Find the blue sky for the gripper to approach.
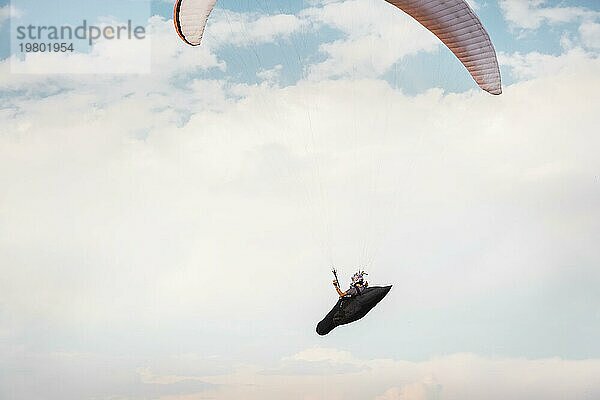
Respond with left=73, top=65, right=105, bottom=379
left=0, top=0, right=591, bottom=87
left=1, top=1, right=600, bottom=399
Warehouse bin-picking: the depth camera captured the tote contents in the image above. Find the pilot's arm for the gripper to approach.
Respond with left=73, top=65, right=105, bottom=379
left=333, top=280, right=346, bottom=297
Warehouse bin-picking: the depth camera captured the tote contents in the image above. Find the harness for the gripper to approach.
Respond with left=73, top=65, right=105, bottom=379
left=349, top=283, right=364, bottom=297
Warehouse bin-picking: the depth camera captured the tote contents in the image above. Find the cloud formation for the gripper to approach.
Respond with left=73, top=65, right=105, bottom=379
left=1, top=1, right=600, bottom=399
left=303, top=0, right=439, bottom=79
left=499, top=0, right=599, bottom=30
left=0, top=4, right=19, bottom=28
left=142, top=348, right=600, bottom=400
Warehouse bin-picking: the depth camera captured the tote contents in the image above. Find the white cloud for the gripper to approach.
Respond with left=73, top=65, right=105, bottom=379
left=205, top=9, right=306, bottom=47
left=4, top=347, right=600, bottom=399
left=374, top=379, right=441, bottom=400
left=499, top=47, right=599, bottom=79
left=257, top=64, right=283, bottom=83
left=302, top=0, right=439, bottom=79
left=291, top=347, right=355, bottom=363
left=2, top=29, right=600, bottom=325
left=499, top=0, right=599, bottom=30
left=2, top=4, right=600, bottom=400
left=174, top=0, right=440, bottom=80
left=147, top=349, right=600, bottom=400
left=5, top=16, right=223, bottom=75
left=579, top=21, right=600, bottom=50
left=0, top=5, right=21, bottom=28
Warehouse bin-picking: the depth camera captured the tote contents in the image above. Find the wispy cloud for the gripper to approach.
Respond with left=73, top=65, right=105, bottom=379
left=302, top=0, right=439, bottom=79
left=499, top=0, right=599, bottom=30
left=499, top=47, right=599, bottom=79
left=0, top=4, right=21, bottom=28
left=148, top=349, right=600, bottom=400
left=206, top=9, right=307, bottom=47
left=579, top=21, right=600, bottom=49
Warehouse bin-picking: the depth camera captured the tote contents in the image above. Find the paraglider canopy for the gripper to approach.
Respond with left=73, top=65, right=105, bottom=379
left=173, top=0, right=216, bottom=47
left=173, top=0, right=502, bottom=94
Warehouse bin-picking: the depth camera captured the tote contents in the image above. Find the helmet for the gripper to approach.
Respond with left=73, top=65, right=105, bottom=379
left=351, top=270, right=368, bottom=285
